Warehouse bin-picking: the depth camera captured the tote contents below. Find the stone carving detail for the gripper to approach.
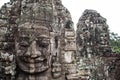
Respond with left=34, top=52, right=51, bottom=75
left=60, top=28, right=78, bottom=80
left=76, top=9, right=111, bottom=57
left=51, top=53, right=62, bottom=78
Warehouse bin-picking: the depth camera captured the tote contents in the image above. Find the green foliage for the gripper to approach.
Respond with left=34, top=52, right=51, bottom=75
left=110, top=32, right=120, bottom=53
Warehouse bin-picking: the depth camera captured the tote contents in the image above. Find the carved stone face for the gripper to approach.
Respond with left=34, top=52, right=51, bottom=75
left=16, top=27, right=50, bottom=74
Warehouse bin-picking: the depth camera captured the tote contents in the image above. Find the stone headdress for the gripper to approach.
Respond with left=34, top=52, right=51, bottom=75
left=19, top=0, right=54, bottom=30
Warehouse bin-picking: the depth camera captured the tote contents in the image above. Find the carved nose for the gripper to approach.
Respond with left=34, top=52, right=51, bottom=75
left=31, top=41, right=37, bottom=54
left=24, top=41, right=42, bottom=58
left=25, top=50, right=42, bottom=58
left=30, top=41, right=41, bottom=58
left=31, top=51, right=42, bottom=58
left=30, top=54, right=38, bottom=58
left=30, top=41, right=38, bottom=58
left=25, top=41, right=37, bottom=57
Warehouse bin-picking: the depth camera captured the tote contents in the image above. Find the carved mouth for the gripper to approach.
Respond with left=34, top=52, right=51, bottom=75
left=21, top=56, right=47, bottom=63
left=16, top=57, right=49, bottom=73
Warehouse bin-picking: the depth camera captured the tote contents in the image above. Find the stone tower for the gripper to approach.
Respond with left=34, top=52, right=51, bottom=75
left=76, top=9, right=112, bottom=79
left=0, top=0, right=77, bottom=80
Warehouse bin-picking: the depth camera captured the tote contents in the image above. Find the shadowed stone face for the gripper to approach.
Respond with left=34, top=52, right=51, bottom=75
left=16, top=25, right=50, bottom=74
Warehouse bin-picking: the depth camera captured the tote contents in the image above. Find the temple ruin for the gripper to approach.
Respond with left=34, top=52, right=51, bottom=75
left=0, top=0, right=120, bottom=80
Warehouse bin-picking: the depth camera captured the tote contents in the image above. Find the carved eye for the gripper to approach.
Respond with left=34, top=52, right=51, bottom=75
left=41, top=43, right=49, bottom=48
left=19, top=41, right=29, bottom=48
left=39, top=42, right=49, bottom=48
left=36, top=37, right=50, bottom=48
left=37, top=40, right=49, bottom=48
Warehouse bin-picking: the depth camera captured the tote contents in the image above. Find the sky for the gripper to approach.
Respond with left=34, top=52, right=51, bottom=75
left=0, top=0, right=120, bottom=35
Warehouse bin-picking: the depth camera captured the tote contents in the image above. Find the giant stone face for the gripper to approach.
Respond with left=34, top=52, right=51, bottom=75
left=15, top=23, right=50, bottom=73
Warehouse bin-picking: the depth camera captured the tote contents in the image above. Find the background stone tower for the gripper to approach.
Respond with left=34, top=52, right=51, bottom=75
left=76, top=9, right=112, bottom=79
